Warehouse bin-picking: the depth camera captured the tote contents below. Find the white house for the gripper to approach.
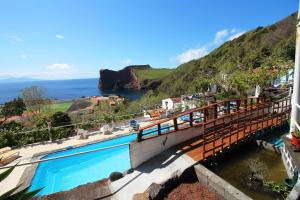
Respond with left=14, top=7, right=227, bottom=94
left=181, top=94, right=203, bottom=111
left=161, top=97, right=182, bottom=111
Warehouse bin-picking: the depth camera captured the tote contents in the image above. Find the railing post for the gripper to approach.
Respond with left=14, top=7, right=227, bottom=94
left=244, top=99, right=248, bottom=111
left=226, top=101, right=230, bottom=114
left=204, top=108, right=208, bottom=123
left=189, top=112, right=193, bottom=127
left=158, top=124, right=161, bottom=135
left=173, top=118, right=179, bottom=131
left=250, top=98, right=254, bottom=110
left=137, top=130, right=143, bottom=142
left=237, top=100, right=240, bottom=111
left=47, top=121, right=52, bottom=142
left=214, top=104, right=218, bottom=119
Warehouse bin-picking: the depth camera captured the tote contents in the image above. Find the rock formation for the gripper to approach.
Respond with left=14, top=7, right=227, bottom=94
left=99, top=65, right=150, bottom=90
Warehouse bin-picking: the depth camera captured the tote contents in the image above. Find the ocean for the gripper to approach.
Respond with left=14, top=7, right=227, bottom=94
left=0, top=78, right=144, bottom=104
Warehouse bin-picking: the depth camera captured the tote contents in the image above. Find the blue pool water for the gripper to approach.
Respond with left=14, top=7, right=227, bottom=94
left=180, top=113, right=202, bottom=122
left=30, top=126, right=169, bottom=195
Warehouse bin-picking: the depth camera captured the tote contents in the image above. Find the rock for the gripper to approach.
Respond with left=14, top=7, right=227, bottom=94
left=109, top=172, right=123, bottom=182
left=99, top=65, right=150, bottom=90
left=133, top=192, right=150, bottom=200
left=146, top=183, right=163, bottom=200
left=124, top=168, right=134, bottom=175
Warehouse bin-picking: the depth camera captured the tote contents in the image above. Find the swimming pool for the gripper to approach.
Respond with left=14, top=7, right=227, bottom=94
left=29, top=126, right=170, bottom=195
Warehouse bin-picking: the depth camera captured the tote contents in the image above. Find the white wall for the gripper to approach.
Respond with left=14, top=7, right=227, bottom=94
left=130, top=126, right=204, bottom=168
left=162, top=98, right=174, bottom=110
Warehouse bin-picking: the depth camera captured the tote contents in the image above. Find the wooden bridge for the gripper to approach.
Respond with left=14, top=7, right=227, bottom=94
left=137, top=97, right=291, bottom=162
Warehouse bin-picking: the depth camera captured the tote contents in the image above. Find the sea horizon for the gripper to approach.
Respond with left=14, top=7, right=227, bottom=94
left=0, top=78, right=144, bottom=104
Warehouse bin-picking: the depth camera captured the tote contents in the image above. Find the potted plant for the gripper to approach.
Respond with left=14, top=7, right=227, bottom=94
left=291, top=129, right=300, bottom=147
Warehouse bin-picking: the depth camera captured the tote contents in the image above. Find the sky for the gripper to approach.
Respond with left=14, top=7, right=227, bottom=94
left=0, top=0, right=298, bottom=80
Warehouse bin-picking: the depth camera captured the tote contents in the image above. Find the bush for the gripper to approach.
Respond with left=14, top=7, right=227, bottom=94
left=0, top=112, right=76, bottom=148
left=51, top=127, right=75, bottom=140
left=50, top=111, right=72, bottom=127
left=0, top=130, right=18, bottom=147
left=50, top=112, right=75, bottom=140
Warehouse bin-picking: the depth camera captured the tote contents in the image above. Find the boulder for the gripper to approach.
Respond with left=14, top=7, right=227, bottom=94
left=109, top=172, right=123, bottom=182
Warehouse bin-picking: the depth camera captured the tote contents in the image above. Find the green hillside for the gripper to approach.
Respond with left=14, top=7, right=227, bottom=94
left=134, top=68, right=174, bottom=81
left=158, top=12, right=297, bottom=96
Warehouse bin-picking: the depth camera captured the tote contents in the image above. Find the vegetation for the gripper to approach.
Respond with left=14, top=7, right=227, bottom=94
left=157, top=12, right=296, bottom=97
left=264, top=181, right=290, bottom=199
left=47, top=102, right=72, bottom=113
left=0, top=98, right=26, bottom=125
left=0, top=111, right=75, bottom=147
left=134, top=68, right=174, bottom=81
left=21, top=86, right=50, bottom=117
left=0, top=165, right=42, bottom=199
left=247, top=158, right=268, bottom=181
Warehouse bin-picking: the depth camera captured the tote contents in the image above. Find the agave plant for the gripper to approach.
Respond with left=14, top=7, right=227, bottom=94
left=0, top=165, right=43, bottom=200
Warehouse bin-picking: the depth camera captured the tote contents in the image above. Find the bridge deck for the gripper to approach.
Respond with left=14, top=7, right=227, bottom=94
left=137, top=97, right=291, bottom=163
left=177, top=115, right=287, bottom=161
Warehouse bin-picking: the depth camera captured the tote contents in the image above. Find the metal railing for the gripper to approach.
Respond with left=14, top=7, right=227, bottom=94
left=137, top=97, right=291, bottom=142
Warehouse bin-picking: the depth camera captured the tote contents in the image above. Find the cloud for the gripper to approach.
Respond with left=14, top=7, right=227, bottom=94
left=55, top=34, right=64, bottom=39
left=214, top=29, right=229, bottom=45
left=174, top=47, right=208, bottom=64
left=228, top=31, right=245, bottom=41
left=171, top=28, right=245, bottom=64
left=46, top=63, right=73, bottom=70
left=20, top=54, right=27, bottom=59
left=122, top=59, right=132, bottom=65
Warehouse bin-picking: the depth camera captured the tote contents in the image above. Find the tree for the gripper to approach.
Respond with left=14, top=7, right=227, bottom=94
left=49, top=111, right=72, bottom=127
left=21, top=86, right=49, bottom=116
left=0, top=98, right=26, bottom=125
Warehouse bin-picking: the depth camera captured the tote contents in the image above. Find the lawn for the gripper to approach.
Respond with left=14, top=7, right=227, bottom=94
left=135, top=68, right=174, bottom=81
left=48, top=102, right=72, bottom=113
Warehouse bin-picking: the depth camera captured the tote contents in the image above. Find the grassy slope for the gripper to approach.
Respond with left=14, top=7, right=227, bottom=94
left=158, top=12, right=297, bottom=96
left=134, top=68, right=174, bottom=81
left=49, top=102, right=72, bottom=112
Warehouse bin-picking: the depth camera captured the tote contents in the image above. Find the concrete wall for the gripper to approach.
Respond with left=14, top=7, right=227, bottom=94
left=130, top=125, right=204, bottom=168
left=194, top=164, right=252, bottom=200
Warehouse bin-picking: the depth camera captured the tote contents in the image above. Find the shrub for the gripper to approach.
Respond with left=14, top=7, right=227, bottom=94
left=49, top=111, right=72, bottom=127
left=49, top=112, right=75, bottom=140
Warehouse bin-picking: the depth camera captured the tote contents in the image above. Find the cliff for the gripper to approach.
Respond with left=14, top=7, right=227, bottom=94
left=99, top=65, right=149, bottom=90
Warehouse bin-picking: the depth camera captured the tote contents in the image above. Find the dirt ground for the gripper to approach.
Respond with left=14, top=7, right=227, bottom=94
left=164, top=182, right=220, bottom=200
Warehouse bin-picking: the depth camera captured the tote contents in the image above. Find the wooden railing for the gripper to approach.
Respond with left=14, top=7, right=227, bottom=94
left=137, top=97, right=291, bottom=142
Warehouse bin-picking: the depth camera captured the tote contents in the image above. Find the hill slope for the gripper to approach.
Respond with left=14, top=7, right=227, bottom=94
left=158, top=12, right=297, bottom=96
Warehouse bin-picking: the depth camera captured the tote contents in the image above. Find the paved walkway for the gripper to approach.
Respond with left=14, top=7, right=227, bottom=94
left=110, top=148, right=196, bottom=200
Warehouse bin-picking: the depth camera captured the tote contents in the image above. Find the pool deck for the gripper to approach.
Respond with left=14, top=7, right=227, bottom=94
left=110, top=147, right=196, bottom=200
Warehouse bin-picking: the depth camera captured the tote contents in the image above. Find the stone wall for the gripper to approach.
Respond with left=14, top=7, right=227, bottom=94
left=194, top=164, right=252, bottom=200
